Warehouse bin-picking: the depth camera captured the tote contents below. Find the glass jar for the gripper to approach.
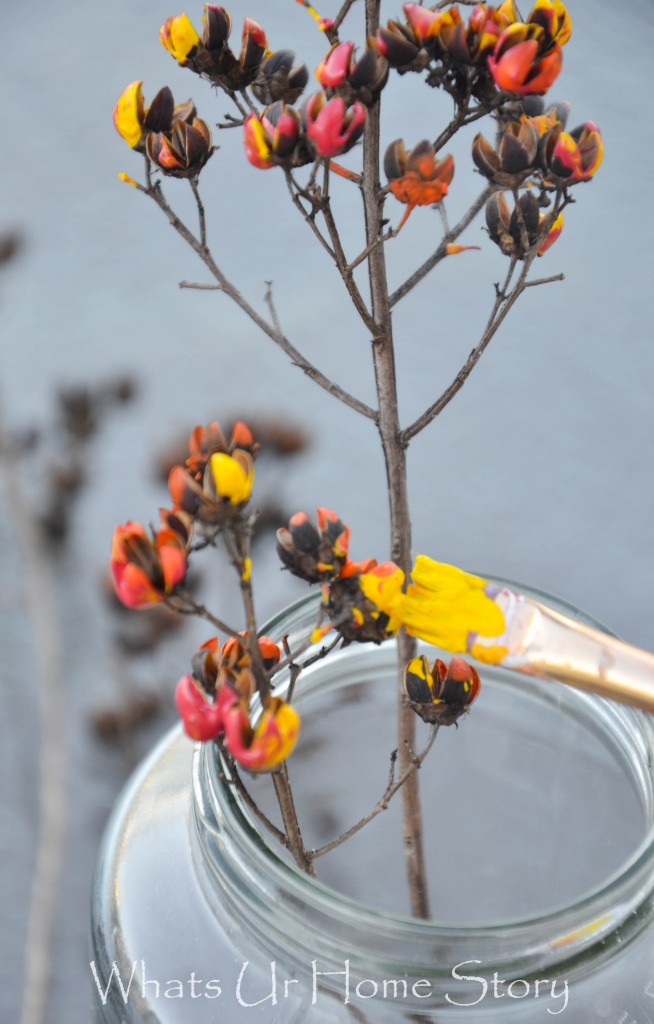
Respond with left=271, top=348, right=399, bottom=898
left=91, top=585, right=654, bottom=1023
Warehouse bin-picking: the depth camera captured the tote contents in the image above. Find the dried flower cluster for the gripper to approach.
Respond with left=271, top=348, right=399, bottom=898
left=109, top=0, right=604, bottom=884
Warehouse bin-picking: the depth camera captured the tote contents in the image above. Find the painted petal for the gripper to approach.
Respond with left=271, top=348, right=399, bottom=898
left=571, top=122, right=603, bottom=180
left=523, top=46, right=562, bottom=94
left=306, top=95, right=348, bottom=156
left=316, top=42, right=354, bottom=88
left=496, top=0, right=521, bottom=23
left=439, top=656, right=481, bottom=705
left=147, top=132, right=183, bottom=169
left=209, top=451, right=253, bottom=504
left=111, top=559, right=162, bottom=609
left=161, top=13, right=200, bottom=63
left=231, top=420, right=254, bottom=450
left=272, top=110, right=300, bottom=158
left=240, top=17, right=268, bottom=77
left=175, top=675, right=223, bottom=741
left=156, top=535, right=187, bottom=591
left=404, top=655, right=434, bottom=705
left=489, top=39, right=539, bottom=91
left=244, top=114, right=273, bottom=168
left=537, top=211, right=563, bottom=255
left=113, top=81, right=144, bottom=148
left=403, top=3, right=444, bottom=42
left=549, top=128, right=581, bottom=178
left=258, top=636, right=281, bottom=669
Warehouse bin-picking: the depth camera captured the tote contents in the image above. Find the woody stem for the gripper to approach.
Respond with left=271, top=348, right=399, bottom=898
left=361, top=0, right=430, bottom=920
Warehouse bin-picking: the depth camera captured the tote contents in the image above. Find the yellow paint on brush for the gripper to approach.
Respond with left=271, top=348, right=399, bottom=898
left=402, top=556, right=507, bottom=660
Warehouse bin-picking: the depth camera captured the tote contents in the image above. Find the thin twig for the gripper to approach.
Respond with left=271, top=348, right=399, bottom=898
left=525, top=273, right=565, bottom=288
left=433, top=96, right=507, bottom=153
left=390, top=184, right=494, bottom=307
left=320, top=163, right=378, bottom=333
left=216, top=114, right=245, bottom=130
left=402, top=251, right=548, bottom=443
left=286, top=634, right=343, bottom=704
left=145, top=179, right=378, bottom=422
left=272, top=764, right=316, bottom=875
left=284, top=172, right=336, bottom=261
left=310, top=726, right=439, bottom=860
left=263, top=281, right=283, bottom=337
left=221, top=748, right=287, bottom=846
left=190, top=178, right=207, bottom=250
left=167, top=592, right=241, bottom=638
left=332, top=0, right=360, bottom=35
left=179, top=281, right=221, bottom=290
left=347, top=230, right=395, bottom=274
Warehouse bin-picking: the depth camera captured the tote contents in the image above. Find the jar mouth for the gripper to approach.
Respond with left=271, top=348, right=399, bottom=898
left=193, top=585, right=654, bottom=978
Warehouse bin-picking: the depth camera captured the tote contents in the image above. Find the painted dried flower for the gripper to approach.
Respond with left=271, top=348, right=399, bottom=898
left=277, top=508, right=350, bottom=583
left=325, top=561, right=406, bottom=644
left=251, top=49, right=309, bottom=105
left=110, top=511, right=190, bottom=609
left=146, top=100, right=212, bottom=178
left=436, top=1, right=519, bottom=66
left=472, top=120, right=539, bottom=186
left=169, top=419, right=256, bottom=522
left=304, top=93, right=366, bottom=158
left=488, top=24, right=562, bottom=95
left=175, top=673, right=224, bottom=741
left=375, top=17, right=424, bottom=71
left=385, top=140, right=454, bottom=226
left=160, top=12, right=201, bottom=64
left=405, top=654, right=481, bottom=726
left=521, top=95, right=570, bottom=136
left=537, top=210, right=563, bottom=255
left=222, top=697, right=300, bottom=772
left=161, top=6, right=268, bottom=92
left=244, top=104, right=311, bottom=170
left=485, top=190, right=560, bottom=258
left=539, top=121, right=603, bottom=184
left=316, top=42, right=388, bottom=105
left=527, top=0, right=571, bottom=49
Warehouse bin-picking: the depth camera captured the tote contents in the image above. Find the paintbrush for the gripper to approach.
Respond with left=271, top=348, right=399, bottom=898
left=399, top=557, right=654, bottom=713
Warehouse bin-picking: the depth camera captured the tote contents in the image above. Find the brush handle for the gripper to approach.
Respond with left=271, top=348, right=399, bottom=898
left=513, top=600, right=654, bottom=712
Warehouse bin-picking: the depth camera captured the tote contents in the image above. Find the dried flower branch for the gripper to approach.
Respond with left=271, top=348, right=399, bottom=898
left=110, top=0, right=602, bottom=919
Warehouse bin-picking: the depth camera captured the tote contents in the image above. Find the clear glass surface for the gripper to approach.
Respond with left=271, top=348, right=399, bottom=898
left=91, top=586, right=654, bottom=1022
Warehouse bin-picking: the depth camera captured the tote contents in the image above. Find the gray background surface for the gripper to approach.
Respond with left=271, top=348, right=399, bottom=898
left=1, top=1, right=653, bottom=1021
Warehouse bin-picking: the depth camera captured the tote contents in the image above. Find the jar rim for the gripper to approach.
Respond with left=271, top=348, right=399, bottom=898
left=193, top=582, right=654, bottom=974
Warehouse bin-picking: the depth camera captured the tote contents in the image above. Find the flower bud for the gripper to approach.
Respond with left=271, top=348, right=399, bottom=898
left=175, top=674, right=223, bottom=741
